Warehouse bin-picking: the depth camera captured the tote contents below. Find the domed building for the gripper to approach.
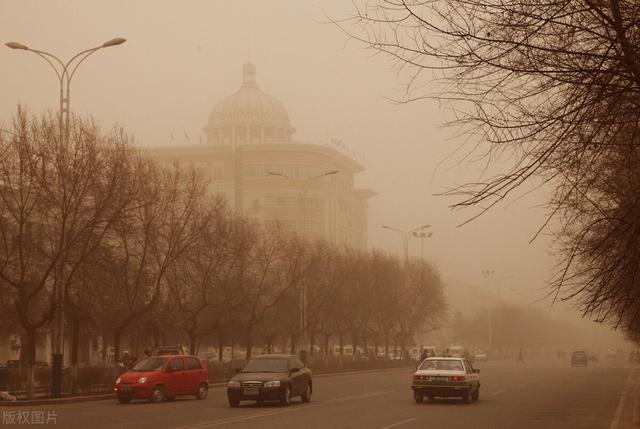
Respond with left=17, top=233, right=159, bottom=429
left=204, top=63, right=296, bottom=145
left=146, top=63, right=375, bottom=249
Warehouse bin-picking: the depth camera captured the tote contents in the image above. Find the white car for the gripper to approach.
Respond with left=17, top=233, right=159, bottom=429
left=446, top=346, right=467, bottom=358
left=473, top=350, right=488, bottom=362
left=411, top=357, right=480, bottom=404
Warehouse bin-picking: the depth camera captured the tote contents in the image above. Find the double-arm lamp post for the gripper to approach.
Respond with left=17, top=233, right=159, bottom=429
left=6, top=37, right=126, bottom=398
left=381, top=224, right=432, bottom=265
left=267, top=169, right=339, bottom=361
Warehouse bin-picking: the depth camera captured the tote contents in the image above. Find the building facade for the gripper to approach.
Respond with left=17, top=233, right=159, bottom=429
left=146, top=63, right=375, bottom=249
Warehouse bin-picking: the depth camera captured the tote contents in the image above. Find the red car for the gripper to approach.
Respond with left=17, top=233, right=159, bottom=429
left=114, top=355, right=209, bottom=403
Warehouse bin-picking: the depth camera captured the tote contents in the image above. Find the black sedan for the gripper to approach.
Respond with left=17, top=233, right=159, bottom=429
left=227, top=354, right=312, bottom=407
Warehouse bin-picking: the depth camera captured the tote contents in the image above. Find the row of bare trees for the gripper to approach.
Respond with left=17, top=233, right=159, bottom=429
left=0, top=109, right=446, bottom=393
left=343, top=0, right=640, bottom=335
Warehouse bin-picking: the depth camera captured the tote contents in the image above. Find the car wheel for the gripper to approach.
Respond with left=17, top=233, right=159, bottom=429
left=280, top=385, right=292, bottom=406
left=117, top=397, right=131, bottom=404
left=151, top=385, right=165, bottom=403
left=228, top=397, right=240, bottom=407
left=196, top=383, right=208, bottom=400
left=462, top=388, right=472, bottom=404
left=301, top=383, right=312, bottom=403
left=472, top=387, right=480, bottom=401
left=414, top=391, right=424, bottom=404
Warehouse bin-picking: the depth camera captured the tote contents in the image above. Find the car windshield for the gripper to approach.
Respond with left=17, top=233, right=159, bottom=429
left=241, top=358, right=288, bottom=373
left=420, top=360, right=464, bottom=371
left=132, top=358, right=166, bottom=372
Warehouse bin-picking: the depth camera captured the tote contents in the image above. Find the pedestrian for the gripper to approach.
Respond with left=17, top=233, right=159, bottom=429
left=144, top=349, right=152, bottom=359
left=120, top=351, right=130, bottom=373
left=420, top=348, right=429, bottom=362
left=516, top=347, right=525, bottom=365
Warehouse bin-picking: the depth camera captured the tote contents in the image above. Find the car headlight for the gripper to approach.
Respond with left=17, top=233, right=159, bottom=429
left=228, top=380, right=241, bottom=388
left=138, top=377, right=148, bottom=384
left=263, top=380, right=280, bottom=388
left=115, top=377, right=121, bottom=384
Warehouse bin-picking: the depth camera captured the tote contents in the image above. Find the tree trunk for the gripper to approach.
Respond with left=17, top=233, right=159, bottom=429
left=323, top=333, right=331, bottom=357
left=245, top=328, right=253, bottom=360
left=310, top=332, right=316, bottom=356
left=70, top=317, right=81, bottom=394
left=384, top=333, right=389, bottom=358
left=21, top=327, right=37, bottom=399
left=189, top=332, right=198, bottom=355
left=289, top=334, right=296, bottom=354
left=114, top=328, right=123, bottom=368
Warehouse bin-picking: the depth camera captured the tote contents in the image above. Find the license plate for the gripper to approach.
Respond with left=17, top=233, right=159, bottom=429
left=243, top=388, right=260, bottom=396
left=120, top=386, right=133, bottom=393
left=430, top=376, right=448, bottom=381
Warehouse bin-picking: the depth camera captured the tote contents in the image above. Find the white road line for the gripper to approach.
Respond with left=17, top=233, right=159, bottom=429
left=632, top=371, right=640, bottom=429
left=169, top=390, right=395, bottom=429
left=609, top=368, right=636, bottom=429
left=491, top=390, right=505, bottom=395
left=381, top=417, right=417, bottom=429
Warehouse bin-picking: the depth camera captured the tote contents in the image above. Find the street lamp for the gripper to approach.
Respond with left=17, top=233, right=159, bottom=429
left=481, top=269, right=495, bottom=351
left=6, top=38, right=127, bottom=141
left=381, top=224, right=431, bottom=265
left=6, top=37, right=126, bottom=398
left=267, top=169, right=339, bottom=361
left=412, top=230, right=433, bottom=260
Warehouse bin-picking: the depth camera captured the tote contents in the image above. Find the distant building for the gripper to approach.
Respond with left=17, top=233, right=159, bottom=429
left=146, top=63, right=375, bottom=249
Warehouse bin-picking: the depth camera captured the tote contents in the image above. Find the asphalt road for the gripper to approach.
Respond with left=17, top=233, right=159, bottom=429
left=2, top=358, right=638, bottom=429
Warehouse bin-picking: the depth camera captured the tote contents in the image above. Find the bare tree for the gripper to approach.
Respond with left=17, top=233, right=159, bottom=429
left=103, top=160, right=206, bottom=364
left=0, top=108, right=132, bottom=397
left=341, top=0, right=640, bottom=328
left=227, top=226, right=309, bottom=360
left=167, top=195, right=234, bottom=354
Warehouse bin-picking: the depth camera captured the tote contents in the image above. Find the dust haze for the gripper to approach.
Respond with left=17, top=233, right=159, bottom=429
left=0, top=0, right=626, bottom=353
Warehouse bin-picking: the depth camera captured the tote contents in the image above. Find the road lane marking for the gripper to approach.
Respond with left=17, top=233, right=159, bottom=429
left=633, top=372, right=640, bottom=429
left=609, top=368, right=637, bottom=429
left=491, top=390, right=505, bottom=395
left=169, top=390, right=394, bottom=429
left=381, top=417, right=416, bottom=429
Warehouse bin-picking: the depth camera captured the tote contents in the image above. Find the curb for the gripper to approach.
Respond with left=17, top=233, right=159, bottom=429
left=0, top=393, right=113, bottom=407
left=0, top=364, right=414, bottom=407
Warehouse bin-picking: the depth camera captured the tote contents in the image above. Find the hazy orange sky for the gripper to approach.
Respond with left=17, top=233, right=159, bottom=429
left=0, top=0, right=573, bottom=316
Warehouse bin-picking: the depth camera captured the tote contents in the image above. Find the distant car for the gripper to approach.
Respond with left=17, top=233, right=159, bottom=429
left=605, top=349, right=618, bottom=359
left=571, top=350, right=588, bottom=366
left=423, top=346, right=438, bottom=357
left=154, top=345, right=188, bottom=356
left=227, top=354, right=312, bottom=407
left=412, top=357, right=480, bottom=404
left=473, top=350, right=488, bottom=362
left=445, top=346, right=466, bottom=358
left=113, top=355, right=209, bottom=403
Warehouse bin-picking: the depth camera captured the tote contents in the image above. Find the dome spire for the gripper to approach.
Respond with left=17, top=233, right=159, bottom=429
left=242, top=62, right=256, bottom=85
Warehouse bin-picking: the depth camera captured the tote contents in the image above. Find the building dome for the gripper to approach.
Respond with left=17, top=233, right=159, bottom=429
left=203, top=63, right=296, bottom=145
